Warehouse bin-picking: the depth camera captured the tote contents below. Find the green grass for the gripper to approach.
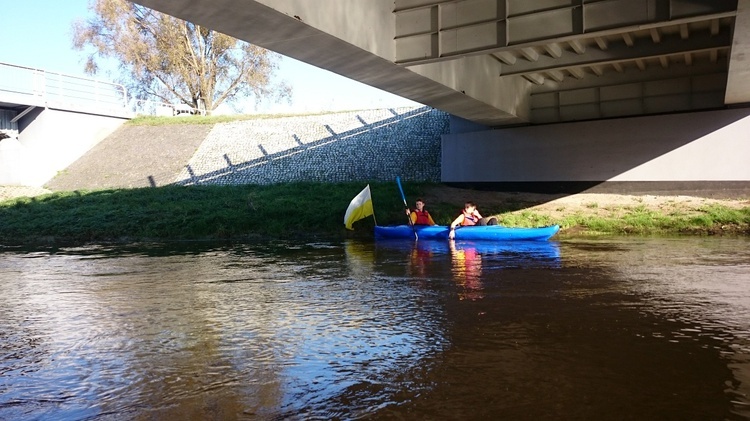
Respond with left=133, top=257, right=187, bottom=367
left=497, top=211, right=555, bottom=228
left=0, top=183, right=426, bottom=244
left=128, top=114, right=285, bottom=126
left=1, top=183, right=748, bottom=245
left=128, top=109, right=366, bottom=126
left=498, top=204, right=750, bottom=236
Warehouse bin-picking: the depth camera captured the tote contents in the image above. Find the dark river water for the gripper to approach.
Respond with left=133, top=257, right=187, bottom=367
left=1, top=236, right=749, bottom=420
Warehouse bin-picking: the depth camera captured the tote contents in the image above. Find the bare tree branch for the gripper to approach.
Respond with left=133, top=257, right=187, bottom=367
left=72, top=0, right=290, bottom=112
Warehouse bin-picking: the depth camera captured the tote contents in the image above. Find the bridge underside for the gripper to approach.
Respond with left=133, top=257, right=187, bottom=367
left=130, top=0, right=749, bottom=128
left=131, top=0, right=750, bottom=193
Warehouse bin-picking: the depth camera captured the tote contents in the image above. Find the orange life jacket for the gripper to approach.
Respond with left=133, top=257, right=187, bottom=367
left=413, top=209, right=432, bottom=225
left=461, top=209, right=479, bottom=226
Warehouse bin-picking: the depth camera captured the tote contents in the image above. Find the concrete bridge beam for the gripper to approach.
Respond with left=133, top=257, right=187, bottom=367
left=727, top=0, right=750, bottom=104
left=130, top=0, right=528, bottom=126
left=131, top=0, right=746, bottom=128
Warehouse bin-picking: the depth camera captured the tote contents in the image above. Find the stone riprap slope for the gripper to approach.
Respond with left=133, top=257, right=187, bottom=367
left=175, top=107, right=447, bottom=185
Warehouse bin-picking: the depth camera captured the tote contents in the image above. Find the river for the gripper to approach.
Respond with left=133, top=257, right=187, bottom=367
left=1, top=236, right=749, bottom=420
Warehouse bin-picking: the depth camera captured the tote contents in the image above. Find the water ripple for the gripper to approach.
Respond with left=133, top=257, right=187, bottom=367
left=1, top=237, right=749, bottom=419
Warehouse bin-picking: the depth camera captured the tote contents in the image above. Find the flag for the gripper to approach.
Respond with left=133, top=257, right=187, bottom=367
left=344, top=185, right=374, bottom=230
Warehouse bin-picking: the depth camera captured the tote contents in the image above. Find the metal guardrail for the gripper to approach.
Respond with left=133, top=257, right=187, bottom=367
left=0, top=61, right=129, bottom=116
left=0, top=61, right=208, bottom=118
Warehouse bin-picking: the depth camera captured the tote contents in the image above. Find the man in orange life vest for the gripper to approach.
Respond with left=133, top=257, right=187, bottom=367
left=448, top=201, right=498, bottom=240
left=405, top=198, right=437, bottom=226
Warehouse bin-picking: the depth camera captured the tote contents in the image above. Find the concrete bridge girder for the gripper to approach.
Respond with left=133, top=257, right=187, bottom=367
left=129, top=0, right=524, bottom=126
left=393, top=0, right=744, bottom=124
left=130, top=0, right=748, bottom=129
left=727, top=0, right=750, bottom=104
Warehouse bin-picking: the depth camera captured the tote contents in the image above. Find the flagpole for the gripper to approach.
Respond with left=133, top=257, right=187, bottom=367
left=368, top=184, right=377, bottom=226
left=370, top=184, right=377, bottom=226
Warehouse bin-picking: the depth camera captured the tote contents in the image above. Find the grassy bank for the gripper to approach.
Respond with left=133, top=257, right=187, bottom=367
left=0, top=183, right=411, bottom=244
left=0, top=183, right=748, bottom=245
left=127, top=110, right=347, bottom=126
left=499, top=203, right=750, bottom=235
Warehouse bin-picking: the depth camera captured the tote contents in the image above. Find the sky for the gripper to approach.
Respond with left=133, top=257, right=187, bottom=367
left=2, top=0, right=420, bottom=114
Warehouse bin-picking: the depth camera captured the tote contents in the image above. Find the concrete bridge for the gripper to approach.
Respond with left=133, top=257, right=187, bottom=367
left=0, top=62, right=204, bottom=187
left=132, top=0, right=750, bottom=194
left=0, top=62, right=131, bottom=186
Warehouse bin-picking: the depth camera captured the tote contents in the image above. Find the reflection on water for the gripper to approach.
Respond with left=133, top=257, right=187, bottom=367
left=0, top=237, right=749, bottom=420
left=0, top=242, right=448, bottom=420
left=449, top=240, right=484, bottom=300
left=377, top=239, right=561, bottom=302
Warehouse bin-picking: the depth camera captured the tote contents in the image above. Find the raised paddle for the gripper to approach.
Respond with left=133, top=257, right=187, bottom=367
left=396, top=176, right=418, bottom=240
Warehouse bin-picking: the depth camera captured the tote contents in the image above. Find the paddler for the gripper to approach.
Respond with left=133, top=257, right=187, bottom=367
left=449, top=201, right=498, bottom=239
left=405, top=198, right=436, bottom=226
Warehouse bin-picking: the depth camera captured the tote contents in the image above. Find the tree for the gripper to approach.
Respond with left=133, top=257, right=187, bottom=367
left=73, top=0, right=290, bottom=113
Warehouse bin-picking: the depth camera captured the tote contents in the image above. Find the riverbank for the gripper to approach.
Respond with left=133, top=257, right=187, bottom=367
left=420, top=185, right=750, bottom=235
left=0, top=183, right=748, bottom=245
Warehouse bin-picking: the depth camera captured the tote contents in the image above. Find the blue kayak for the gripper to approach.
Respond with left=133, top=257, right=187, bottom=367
left=374, top=224, right=559, bottom=241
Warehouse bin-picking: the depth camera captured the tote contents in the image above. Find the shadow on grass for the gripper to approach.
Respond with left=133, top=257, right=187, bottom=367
left=0, top=183, right=425, bottom=245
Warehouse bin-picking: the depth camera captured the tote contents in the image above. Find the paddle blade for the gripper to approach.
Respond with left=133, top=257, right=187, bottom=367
left=396, top=176, right=407, bottom=205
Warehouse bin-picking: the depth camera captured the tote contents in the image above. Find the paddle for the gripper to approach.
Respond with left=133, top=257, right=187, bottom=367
left=396, top=176, right=418, bottom=240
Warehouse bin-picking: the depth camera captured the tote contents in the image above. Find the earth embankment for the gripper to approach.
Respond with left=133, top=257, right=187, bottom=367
left=44, top=124, right=211, bottom=191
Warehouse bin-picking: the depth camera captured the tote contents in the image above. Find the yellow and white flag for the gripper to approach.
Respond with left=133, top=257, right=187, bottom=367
left=344, top=185, right=374, bottom=230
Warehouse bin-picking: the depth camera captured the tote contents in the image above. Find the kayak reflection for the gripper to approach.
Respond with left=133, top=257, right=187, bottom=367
left=376, top=239, right=561, bottom=262
left=375, top=239, right=561, bottom=299
left=449, top=240, right=484, bottom=300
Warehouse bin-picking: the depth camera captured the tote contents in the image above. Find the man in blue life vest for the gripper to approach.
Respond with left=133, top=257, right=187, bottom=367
left=405, top=198, right=436, bottom=226
left=449, top=201, right=498, bottom=239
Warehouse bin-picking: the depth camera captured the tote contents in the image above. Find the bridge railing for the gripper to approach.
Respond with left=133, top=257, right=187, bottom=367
left=0, top=61, right=128, bottom=116
left=0, top=62, right=212, bottom=118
